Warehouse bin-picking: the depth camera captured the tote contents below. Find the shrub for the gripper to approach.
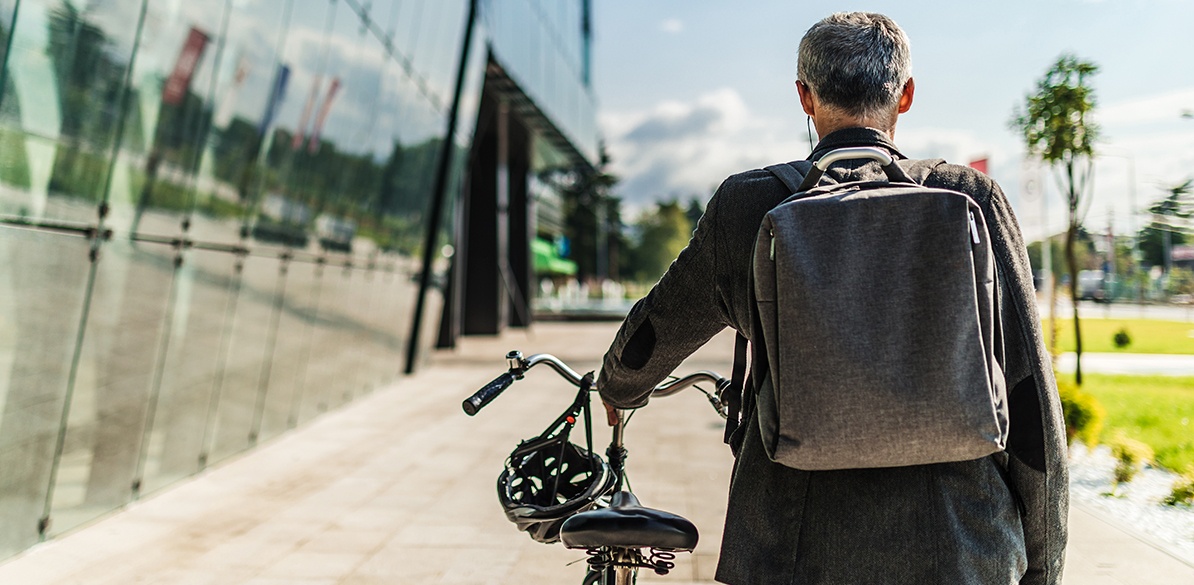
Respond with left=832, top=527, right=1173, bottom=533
left=1108, top=432, right=1154, bottom=494
left=1113, top=328, right=1131, bottom=349
left=1164, top=469, right=1194, bottom=506
left=1056, top=375, right=1104, bottom=448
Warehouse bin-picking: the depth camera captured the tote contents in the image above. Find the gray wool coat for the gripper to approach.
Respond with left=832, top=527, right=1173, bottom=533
left=598, top=128, right=1068, bottom=585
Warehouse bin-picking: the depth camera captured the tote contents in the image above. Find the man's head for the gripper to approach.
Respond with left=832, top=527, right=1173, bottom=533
left=796, top=12, right=913, bottom=135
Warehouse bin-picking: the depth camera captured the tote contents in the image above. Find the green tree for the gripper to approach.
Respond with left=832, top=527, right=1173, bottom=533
left=1028, top=229, right=1098, bottom=281
left=631, top=199, right=692, bottom=282
left=1137, top=179, right=1192, bottom=272
left=1012, top=54, right=1099, bottom=384
left=560, top=148, right=621, bottom=282
left=685, top=197, right=705, bottom=229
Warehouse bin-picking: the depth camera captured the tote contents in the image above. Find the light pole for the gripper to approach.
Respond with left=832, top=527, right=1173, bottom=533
left=1097, top=149, right=1140, bottom=304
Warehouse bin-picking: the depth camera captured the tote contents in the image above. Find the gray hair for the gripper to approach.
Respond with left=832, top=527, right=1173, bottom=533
left=797, top=12, right=912, bottom=119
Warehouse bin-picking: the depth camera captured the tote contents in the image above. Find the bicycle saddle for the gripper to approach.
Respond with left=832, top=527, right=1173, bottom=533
left=559, top=491, right=699, bottom=551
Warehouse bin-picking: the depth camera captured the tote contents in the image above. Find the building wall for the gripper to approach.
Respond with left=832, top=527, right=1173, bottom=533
left=0, top=0, right=594, bottom=561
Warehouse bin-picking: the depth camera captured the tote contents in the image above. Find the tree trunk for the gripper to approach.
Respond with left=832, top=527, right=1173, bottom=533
left=1065, top=160, right=1083, bottom=385
left=1067, top=222, right=1083, bottom=385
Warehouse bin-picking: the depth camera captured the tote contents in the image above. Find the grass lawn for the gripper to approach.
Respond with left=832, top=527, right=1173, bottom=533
left=1047, top=318, right=1194, bottom=355
left=1078, top=373, right=1194, bottom=473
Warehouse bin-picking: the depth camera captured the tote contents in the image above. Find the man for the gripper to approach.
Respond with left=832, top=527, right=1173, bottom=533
left=597, top=12, right=1067, bottom=585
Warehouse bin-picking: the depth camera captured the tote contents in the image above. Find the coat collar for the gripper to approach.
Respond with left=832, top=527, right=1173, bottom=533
left=809, top=127, right=907, bottom=162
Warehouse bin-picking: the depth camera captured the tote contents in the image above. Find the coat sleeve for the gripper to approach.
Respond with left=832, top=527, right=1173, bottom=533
left=598, top=185, right=733, bottom=409
left=983, top=178, right=1069, bottom=585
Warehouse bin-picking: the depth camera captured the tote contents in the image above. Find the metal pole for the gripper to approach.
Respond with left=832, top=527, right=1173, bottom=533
left=0, top=0, right=21, bottom=103
left=404, top=0, right=479, bottom=374
left=1127, top=155, right=1141, bottom=307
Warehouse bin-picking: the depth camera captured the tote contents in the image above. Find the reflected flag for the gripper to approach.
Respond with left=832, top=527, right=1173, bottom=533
left=162, top=27, right=210, bottom=105
left=307, top=77, right=341, bottom=154
left=968, top=158, right=989, bottom=175
left=259, top=63, right=291, bottom=137
left=292, top=75, right=322, bottom=150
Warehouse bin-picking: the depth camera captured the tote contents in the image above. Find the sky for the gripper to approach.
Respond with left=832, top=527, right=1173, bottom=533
left=590, top=0, right=1194, bottom=242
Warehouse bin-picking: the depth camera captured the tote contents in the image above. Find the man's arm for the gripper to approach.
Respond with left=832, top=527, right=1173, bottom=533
left=598, top=186, right=732, bottom=410
left=982, top=176, right=1069, bottom=585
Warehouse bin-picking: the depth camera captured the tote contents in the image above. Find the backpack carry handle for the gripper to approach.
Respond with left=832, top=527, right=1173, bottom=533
left=796, top=146, right=913, bottom=192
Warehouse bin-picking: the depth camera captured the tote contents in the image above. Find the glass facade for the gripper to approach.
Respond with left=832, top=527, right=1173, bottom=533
left=0, top=0, right=598, bottom=560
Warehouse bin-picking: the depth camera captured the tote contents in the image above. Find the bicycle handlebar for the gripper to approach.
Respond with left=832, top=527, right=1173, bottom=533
left=462, top=372, right=517, bottom=416
left=460, top=350, right=729, bottom=418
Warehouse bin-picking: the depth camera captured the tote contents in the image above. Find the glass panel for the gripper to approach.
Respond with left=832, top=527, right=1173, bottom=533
left=485, top=0, right=597, bottom=163
left=0, top=0, right=15, bottom=66
left=110, top=0, right=233, bottom=239
left=0, top=0, right=144, bottom=224
left=297, top=258, right=355, bottom=422
left=206, top=252, right=278, bottom=465
left=47, top=238, right=174, bottom=536
left=254, top=256, right=316, bottom=442
left=373, top=252, right=414, bottom=385
left=186, top=0, right=292, bottom=246
left=346, top=259, right=391, bottom=394
left=0, top=226, right=92, bottom=558
left=412, top=0, right=463, bottom=108
left=138, top=246, right=239, bottom=495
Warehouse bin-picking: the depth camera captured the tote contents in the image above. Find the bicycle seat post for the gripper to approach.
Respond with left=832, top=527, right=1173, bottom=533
left=611, top=410, right=626, bottom=450
left=606, top=413, right=629, bottom=493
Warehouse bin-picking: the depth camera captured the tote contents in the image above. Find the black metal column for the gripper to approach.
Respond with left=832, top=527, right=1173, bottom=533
left=404, top=0, right=479, bottom=374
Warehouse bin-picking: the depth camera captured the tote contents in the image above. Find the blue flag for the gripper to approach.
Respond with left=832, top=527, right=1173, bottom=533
left=259, top=63, right=291, bottom=136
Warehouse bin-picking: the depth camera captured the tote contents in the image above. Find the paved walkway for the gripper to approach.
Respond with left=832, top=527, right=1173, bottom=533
left=1056, top=352, right=1194, bottom=376
left=0, top=322, right=1191, bottom=584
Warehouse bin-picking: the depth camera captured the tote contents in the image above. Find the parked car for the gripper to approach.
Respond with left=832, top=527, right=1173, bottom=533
left=1077, top=269, right=1106, bottom=302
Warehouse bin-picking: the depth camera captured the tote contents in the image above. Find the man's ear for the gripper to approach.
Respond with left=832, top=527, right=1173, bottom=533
left=897, top=78, right=915, bottom=114
left=796, top=81, right=816, bottom=116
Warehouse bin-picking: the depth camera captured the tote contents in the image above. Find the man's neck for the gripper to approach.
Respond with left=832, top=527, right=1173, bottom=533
left=813, top=109, right=896, bottom=139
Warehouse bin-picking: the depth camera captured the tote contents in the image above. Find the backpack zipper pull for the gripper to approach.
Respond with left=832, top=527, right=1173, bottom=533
left=968, top=212, right=981, bottom=245
left=769, top=229, right=776, bottom=260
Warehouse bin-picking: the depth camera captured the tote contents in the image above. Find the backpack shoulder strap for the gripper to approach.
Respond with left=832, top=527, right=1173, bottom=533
left=723, top=332, right=749, bottom=445
left=764, top=162, right=813, bottom=194
left=899, top=158, right=947, bottom=185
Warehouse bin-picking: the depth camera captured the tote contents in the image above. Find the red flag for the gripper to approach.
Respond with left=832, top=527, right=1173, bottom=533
left=968, top=158, right=989, bottom=175
left=292, top=75, right=322, bottom=150
left=162, top=27, right=210, bottom=105
left=307, top=78, right=341, bottom=154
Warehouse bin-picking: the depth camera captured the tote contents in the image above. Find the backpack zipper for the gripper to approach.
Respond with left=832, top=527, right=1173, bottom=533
left=968, top=212, right=981, bottom=245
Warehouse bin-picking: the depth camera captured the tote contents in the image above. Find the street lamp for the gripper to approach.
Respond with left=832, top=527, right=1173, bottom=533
left=1097, top=149, right=1140, bottom=304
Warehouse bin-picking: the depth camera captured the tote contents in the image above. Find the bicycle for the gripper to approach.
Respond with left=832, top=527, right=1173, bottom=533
left=462, top=350, right=730, bottom=585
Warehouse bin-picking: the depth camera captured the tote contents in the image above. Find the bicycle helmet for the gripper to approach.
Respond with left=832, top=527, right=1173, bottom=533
left=497, top=375, right=616, bottom=544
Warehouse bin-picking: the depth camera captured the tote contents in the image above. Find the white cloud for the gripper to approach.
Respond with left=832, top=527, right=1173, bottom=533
left=660, top=18, right=684, bottom=34
left=602, top=85, right=1194, bottom=241
left=1096, top=87, right=1194, bottom=128
left=602, top=91, right=1021, bottom=211
left=602, top=88, right=807, bottom=208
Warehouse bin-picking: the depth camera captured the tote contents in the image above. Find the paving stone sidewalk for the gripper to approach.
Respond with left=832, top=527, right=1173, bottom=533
left=0, top=322, right=1190, bottom=584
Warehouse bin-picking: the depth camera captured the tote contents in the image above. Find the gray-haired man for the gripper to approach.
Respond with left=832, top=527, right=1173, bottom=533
left=598, top=12, right=1067, bottom=585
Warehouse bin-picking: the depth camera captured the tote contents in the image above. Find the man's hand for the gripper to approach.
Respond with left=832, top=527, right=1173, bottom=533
left=602, top=399, right=620, bottom=426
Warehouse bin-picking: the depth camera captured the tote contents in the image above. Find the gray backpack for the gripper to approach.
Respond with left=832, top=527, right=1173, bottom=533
left=750, top=147, right=1007, bottom=470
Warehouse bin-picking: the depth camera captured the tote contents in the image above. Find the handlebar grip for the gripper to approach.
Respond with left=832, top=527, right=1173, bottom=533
left=462, top=372, right=517, bottom=416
